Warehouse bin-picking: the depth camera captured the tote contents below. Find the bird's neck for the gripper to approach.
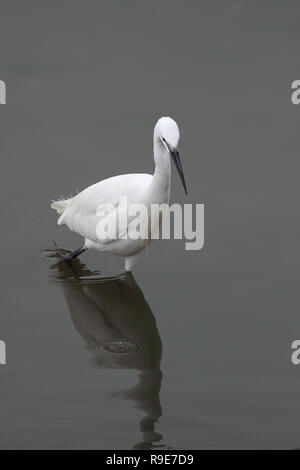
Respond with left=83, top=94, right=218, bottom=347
left=151, top=137, right=171, bottom=199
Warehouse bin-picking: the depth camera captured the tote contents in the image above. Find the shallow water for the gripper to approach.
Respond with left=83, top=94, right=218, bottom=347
left=0, top=1, right=300, bottom=449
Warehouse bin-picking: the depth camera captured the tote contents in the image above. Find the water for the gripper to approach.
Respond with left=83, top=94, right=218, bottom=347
left=0, top=0, right=300, bottom=449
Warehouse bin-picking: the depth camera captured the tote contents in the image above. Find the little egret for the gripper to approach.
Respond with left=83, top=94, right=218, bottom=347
left=51, top=116, right=187, bottom=271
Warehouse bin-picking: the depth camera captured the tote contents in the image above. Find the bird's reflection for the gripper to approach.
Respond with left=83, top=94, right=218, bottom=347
left=47, top=248, right=163, bottom=449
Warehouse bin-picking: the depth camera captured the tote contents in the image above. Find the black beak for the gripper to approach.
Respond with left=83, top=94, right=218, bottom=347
left=170, top=148, right=188, bottom=195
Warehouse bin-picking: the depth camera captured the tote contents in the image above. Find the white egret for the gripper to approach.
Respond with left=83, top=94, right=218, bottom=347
left=51, top=116, right=187, bottom=271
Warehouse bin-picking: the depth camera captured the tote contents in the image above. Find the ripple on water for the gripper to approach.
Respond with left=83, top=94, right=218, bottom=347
left=97, top=340, right=139, bottom=355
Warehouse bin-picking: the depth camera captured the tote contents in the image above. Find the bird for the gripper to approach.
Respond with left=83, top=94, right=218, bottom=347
left=51, top=116, right=187, bottom=271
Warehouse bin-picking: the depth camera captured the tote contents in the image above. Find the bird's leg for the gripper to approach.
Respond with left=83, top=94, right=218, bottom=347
left=64, top=246, right=87, bottom=263
left=64, top=259, right=80, bottom=279
left=125, top=254, right=140, bottom=272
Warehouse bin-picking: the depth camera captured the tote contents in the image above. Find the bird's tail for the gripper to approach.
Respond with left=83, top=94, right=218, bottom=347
left=50, top=197, right=73, bottom=215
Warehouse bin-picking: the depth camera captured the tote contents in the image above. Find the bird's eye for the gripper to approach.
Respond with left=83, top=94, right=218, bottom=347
left=162, top=137, right=166, bottom=143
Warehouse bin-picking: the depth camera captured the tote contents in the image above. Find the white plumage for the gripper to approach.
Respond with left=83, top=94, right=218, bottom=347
left=51, top=116, right=187, bottom=271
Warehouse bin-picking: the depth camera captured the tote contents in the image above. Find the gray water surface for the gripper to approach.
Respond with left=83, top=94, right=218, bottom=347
left=0, top=0, right=300, bottom=449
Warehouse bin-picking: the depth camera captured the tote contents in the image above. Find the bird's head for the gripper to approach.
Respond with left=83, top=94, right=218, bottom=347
left=156, top=116, right=180, bottom=149
left=154, top=116, right=187, bottom=195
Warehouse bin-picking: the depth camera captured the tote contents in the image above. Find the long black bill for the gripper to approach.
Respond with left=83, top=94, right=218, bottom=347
left=170, top=149, right=188, bottom=195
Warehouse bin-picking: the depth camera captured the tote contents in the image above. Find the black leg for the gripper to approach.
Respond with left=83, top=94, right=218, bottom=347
left=64, top=259, right=80, bottom=279
left=64, top=246, right=87, bottom=263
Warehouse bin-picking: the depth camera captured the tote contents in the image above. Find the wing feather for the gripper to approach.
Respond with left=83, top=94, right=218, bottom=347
left=59, top=173, right=152, bottom=244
